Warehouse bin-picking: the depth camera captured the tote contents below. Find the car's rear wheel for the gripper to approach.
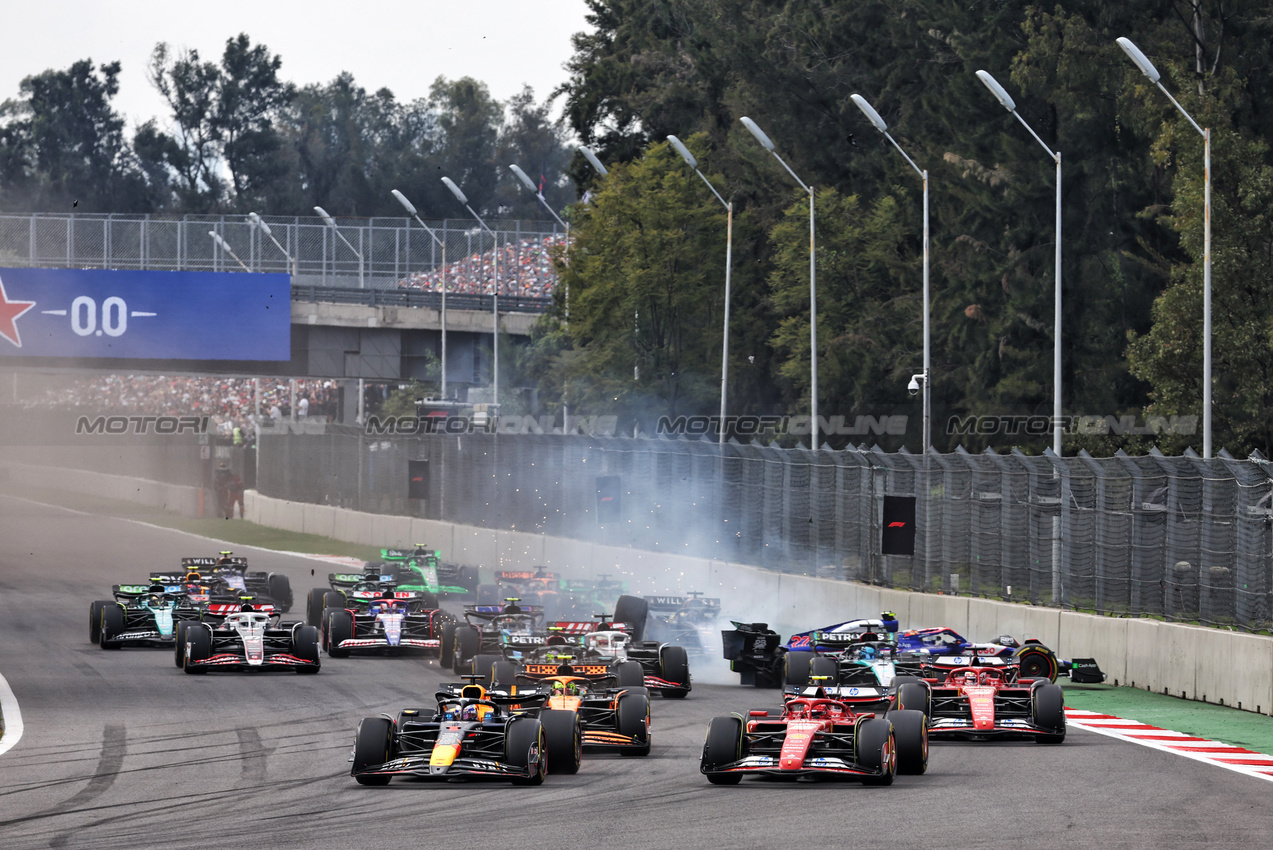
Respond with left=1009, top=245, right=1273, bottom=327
left=453, top=625, right=481, bottom=669
left=783, top=650, right=815, bottom=688
left=352, top=716, right=394, bottom=785
left=324, top=609, right=353, bottom=658
left=613, top=595, right=649, bottom=641
left=438, top=621, right=457, bottom=670
left=616, top=690, right=651, bottom=756
left=702, top=715, right=745, bottom=784
left=99, top=604, right=124, bottom=650
left=293, top=625, right=321, bottom=673
left=659, top=645, right=691, bottom=698
left=506, top=718, right=546, bottom=785
left=1033, top=683, right=1067, bottom=744
left=1015, top=643, right=1059, bottom=682
left=614, top=660, right=644, bottom=687
left=888, top=709, right=929, bottom=775
left=856, top=717, right=896, bottom=786
left=174, top=619, right=192, bottom=668
left=808, top=655, right=838, bottom=688
left=89, top=600, right=109, bottom=643
left=895, top=682, right=930, bottom=716
left=183, top=624, right=212, bottom=674
left=305, top=587, right=330, bottom=627
left=469, top=653, right=502, bottom=684
left=491, top=659, right=518, bottom=688
left=267, top=573, right=293, bottom=612
left=539, top=709, right=582, bottom=774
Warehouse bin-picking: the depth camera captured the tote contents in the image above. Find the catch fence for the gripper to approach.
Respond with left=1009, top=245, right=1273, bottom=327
left=257, top=429, right=1273, bottom=631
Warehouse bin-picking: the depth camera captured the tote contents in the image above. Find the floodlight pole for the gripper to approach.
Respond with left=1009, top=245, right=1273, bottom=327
left=392, top=190, right=449, bottom=399
left=442, top=177, right=499, bottom=410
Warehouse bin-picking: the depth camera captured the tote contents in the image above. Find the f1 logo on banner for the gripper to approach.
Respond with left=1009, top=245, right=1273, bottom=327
left=0, top=267, right=290, bottom=361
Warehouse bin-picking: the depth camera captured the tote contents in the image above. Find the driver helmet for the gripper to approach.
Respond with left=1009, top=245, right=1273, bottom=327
left=460, top=705, right=479, bottom=721
left=857, top=644, right=877, bottom=660
left=963, top=671, right=978, bottom=686
left=147, top=594, right=163, bottom=607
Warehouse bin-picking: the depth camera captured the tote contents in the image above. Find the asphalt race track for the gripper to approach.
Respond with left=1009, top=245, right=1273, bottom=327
left=2, top=494, right=1272, bottom=850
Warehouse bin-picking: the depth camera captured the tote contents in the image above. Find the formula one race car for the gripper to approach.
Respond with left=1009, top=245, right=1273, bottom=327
left=699, top=684, right=928, bottom=785
left=722, top=615, right=901, bottom=689
left=475, top=568, right=562, bottom=609
left=349, top=683, right=555, bottom=785
left=641, top=593, right=722, bottom=655
left=372, top=545, right=478, bottom=596
left=320, top=589, right=456, bottom=658
left=897, top=656, right=1067, bottom=743
left=161, top=553, right=294, bottom=612
left=179, top=607, right=321, bottom=674
left=896, top=627, right=1104, bottom=683
left=91, top=585, right=202, bottom=650
left=446, top=599, right=546, bottom=671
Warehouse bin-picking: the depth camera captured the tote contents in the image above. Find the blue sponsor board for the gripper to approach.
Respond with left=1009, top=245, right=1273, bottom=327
left=0, top=267, right=290, bottom=360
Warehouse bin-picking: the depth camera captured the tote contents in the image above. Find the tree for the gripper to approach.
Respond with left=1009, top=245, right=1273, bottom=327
left=0, top=59, right=152, bottom=212
left=495, top=86, right=573, bottom=220
left=430, top=77, right=503, bottom=216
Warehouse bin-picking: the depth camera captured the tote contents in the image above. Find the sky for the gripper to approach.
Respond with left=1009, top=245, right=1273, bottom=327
left=0, top=0, right=593, bottom=131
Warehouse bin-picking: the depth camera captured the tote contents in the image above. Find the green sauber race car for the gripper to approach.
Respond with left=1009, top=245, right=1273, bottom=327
left=374, top=545, right=479, bottom=596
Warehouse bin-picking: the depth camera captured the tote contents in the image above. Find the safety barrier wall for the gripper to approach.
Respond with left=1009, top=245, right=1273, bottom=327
left=2, top=462, right=202, bottom=516
left=242, top=488, right=1272, bottom=715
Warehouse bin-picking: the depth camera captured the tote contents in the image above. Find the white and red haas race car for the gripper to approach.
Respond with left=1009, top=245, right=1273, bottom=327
left=178, top=607, right=321, bottom=674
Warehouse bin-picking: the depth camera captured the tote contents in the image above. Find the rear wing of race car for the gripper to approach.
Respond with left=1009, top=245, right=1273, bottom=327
left=495, top=570, right=559, bottom=582
left=645, top=595, right=721, bottom=613
left=380, top=546, right=439, bottom=561
left=112, top=583, right=186, bottom=599
left=465, top=604, right=545, bottom=617
left=182, top=556, right=248, bottom=569
left=329, top=571, right=394, bottom=586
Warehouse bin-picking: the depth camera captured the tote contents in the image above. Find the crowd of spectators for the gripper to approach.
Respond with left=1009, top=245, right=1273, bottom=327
left=398, top=234, right=565, bottom=298
left=28, top=375, right=340, bottom=438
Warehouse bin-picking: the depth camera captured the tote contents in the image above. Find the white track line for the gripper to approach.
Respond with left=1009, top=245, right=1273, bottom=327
left=0, top=671, right=24, bottom=756
left=1066, top=708, right=1273, bottom=784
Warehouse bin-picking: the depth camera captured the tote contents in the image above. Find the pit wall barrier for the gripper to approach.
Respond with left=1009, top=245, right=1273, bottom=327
left=241, top=490, right=1273, bottom=716
left=4, top=458, right=1268, bottom=716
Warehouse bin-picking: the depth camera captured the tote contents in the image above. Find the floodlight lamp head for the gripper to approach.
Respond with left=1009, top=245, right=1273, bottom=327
left=248, top=212, right=271, bottom=237
left=740, top=116, right=775, bottom=151
left=441, top=176, right=468, bottom=205
left=579, top=146, right=608, bottom=176
left=666, top=135, right=697, bottom=169
left=391, top=189, right=418, bottom=216
left=1116, top=37, right=1161, bottom=83
left=509, top=164, right=538, bottom=192
left=313, top=206, right=336, bottom=228
left=849, top=94, right=888, bottom=133
left=975, top=70, right=1016, bottom=112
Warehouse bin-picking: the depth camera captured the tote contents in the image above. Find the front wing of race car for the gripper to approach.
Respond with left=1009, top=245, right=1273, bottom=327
left=185, top=651, right=319, bottom=672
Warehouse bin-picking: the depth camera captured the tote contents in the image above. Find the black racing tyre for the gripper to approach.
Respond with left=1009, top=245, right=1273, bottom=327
left=305, top=587, right=331, bottom=627
left=659, top=645, right=691, bottom=697
left=183, top=624, right=212, bottom=674
left=453, top=626, right=481, bottom=668
left=612, top=595, right=649, bottom=641
left=99, top=604, right=125, bottom=650
left=856, top=717, right=896, bottom=786
left=267, top=573, right=293, bottom=612
left=539, top=709, right=583, bottom=774
left=783, top=650, right=816, bottom=688
left=888, top=709, right=929, bottom=775
left=293, top=625, right=321, bottom=672
left=491, top=659, right=518, bottom=688
left=89, top=600, right=109, bottom=644
left=469, top=653, right=503, bottom=683
left=891, top=675, right=925, bottom=688
left=1015, top=644, right=1059, bottom=683
left=506, top=718, right=547, bottom=785
left=324, top=608, right=354, bottom=658
left=439, top=621, right=457, bottom=670
left=702, top=715, right=745, bottom=784
left=616, top=690, right=651, bottom=756
left=476, top=583, right=501, bottom=605
left=808, top=655, right=839, bottom=687
left=621, top=686, right=651, bottom=701
left=615, top=660, right=645, bottom=688
left=895, top=682, right=931, bottom=717
left=352, top=716, right=394, bottom=785
left=174, top=619, right=192, bottom=668
left=1032, top=683, right=1067, bottom=744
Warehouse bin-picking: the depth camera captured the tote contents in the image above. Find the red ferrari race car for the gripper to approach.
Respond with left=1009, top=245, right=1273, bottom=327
left=897, top=656, right=1066, bottom=743
left=699, top=684, right=928, bottom=785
